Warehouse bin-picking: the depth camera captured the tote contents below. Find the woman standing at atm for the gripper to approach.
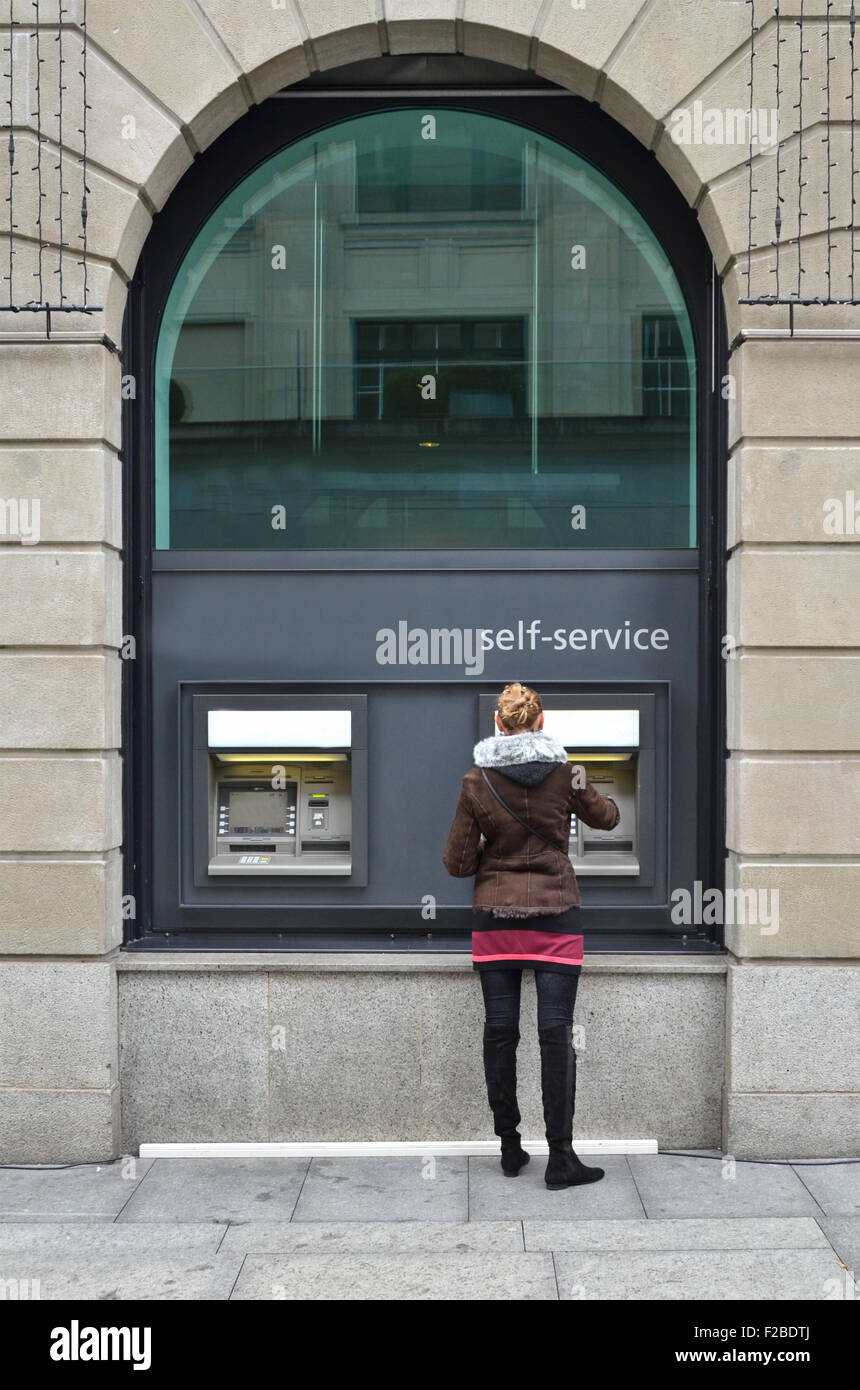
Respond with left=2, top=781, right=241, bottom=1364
left=442, top=682, right=620, bottom=1190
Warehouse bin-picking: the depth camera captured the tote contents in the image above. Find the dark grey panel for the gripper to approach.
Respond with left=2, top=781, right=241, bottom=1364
left=151, top=567, right=697, bottom=932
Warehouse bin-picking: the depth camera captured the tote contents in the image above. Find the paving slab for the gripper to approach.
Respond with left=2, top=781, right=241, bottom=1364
left=554, top=1249, right=847, bottom=1301
left=628, top=1155, right=823, bottom=1219
left=816, top=1216, right=860, bottom=1274
left=524, top=1216, right=832, bottom=1251
left=219, top=1219, right=522, bottom=1254
left=790, top=1162, right=860, bottom=1217
left=0, top=1222, right=224, bottom=1255
left=291, top=1156, right=467, bottom=1221
left=232, top=1251, right=556, bottom=1299
left=116, top=1158, right=309, bottom=1224
left=0, top=1255, right=244, bottom=1301
left=468, top=1155, right=643, bottom=1221
left=0, top=1159, right=154, bottom=1223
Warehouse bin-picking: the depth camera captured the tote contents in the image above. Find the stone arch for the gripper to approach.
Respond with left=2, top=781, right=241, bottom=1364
left=59, top=1, right=766, bottom=348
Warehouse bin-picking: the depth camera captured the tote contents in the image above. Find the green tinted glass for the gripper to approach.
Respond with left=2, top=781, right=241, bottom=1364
left=155, top=109, right=696, bottom=549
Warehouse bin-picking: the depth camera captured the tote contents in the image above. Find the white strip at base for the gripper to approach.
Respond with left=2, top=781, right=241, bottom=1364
left=139, top=1139, right=658, bottom=1158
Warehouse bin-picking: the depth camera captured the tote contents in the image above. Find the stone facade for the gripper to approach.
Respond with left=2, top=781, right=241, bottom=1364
left=0, top=1, right=857, bottom=1160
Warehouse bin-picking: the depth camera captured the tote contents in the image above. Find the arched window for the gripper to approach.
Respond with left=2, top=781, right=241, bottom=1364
left=154, top=108, right=696, bottom=550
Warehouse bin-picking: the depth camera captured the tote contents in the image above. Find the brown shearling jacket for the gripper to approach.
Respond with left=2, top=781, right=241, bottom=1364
left=442, top=731, right=620, bottom=915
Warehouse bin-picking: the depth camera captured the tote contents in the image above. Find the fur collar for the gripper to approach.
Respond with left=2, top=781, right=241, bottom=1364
left=473, top=728, right=569, bottom=769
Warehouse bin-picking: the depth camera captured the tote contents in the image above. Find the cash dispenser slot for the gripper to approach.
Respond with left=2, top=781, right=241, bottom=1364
left=206, top=708, right=353, bottom=876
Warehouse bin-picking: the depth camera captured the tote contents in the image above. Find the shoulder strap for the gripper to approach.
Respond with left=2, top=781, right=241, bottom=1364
left=480, top=768, right=569, bottom=857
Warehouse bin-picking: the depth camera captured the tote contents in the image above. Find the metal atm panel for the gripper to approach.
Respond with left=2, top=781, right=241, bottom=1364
left=206, top=708, right=352, bottom=875
left=188, top=692, right=368, bottom=886
left=477, top=692, right=660, bottom=888
left=541, top=708, right=640, bottom=876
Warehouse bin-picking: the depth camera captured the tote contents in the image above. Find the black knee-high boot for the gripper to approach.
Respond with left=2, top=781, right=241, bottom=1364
left=538, top=1022, right=604, bottom=1189
left=482, top=1024, right=530, bottom=1176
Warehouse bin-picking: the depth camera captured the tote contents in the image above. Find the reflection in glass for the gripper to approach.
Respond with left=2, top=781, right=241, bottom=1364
left=155, top=110, right=696, bottom=549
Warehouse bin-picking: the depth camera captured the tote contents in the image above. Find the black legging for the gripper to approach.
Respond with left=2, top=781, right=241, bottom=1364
left=480, top=968, right=580, bottom=1031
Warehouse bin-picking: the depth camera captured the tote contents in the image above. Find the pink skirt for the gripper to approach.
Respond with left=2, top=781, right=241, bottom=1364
left=471, top=906, right=583, bottom=975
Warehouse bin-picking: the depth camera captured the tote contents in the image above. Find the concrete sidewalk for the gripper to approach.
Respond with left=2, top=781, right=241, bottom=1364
left=0, top=1151, right=856, bottom=1300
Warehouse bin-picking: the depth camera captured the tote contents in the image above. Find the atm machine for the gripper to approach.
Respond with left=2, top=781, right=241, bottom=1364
left=206, top=708, right=353, bottom=875
left=541, top=708, right=640, bottom=876
left=187, top=692, right=368, bottom=886
left=478, top=692, right=658, bottom=887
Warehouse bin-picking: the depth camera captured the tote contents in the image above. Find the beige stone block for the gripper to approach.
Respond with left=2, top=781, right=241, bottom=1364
left=730, top=340, right=860, bottom=446
left=298, top=0, right=383, bottom=69
left=654, top=22, right=856, bottom=208
left=11, top=30, right=192, bottom=212
left=0, top=447, right=120, bottom=547
left=700, top=125, right=857, bottom=284
left=386, top=0, right=457, bottom=53
left=84, top=0, right=242, bottom=133
left=0, top=549, right=121, bottom=646
left=0, top=754, right=122, bottom=852
left=0, top=854, right=122, bottom=955
left=652, top=137, right=712, bottom=224
left=600, top=0, right=749, bottom=146
left=188, top=88, right=255, bottom=156
left=727, top=755, right=860, bottom=855
left=0, top=252, right=128, bottom=348
left=463, top=0, right=542, bottom=67
left=654, top=102, right=754, bottom=216
left=0, top=653, right=121, bottom=749
left=0, top=344, right=121, bottom=448
left=0, top=129, right=151, bottom=282
left=725, top=856, right=860, bottom=958
left=535, top=0, right=641, bottom=103
left=658, top=149, right=858, bottom=322
left=790, top=301, right=860, bottom=333
left=728, top=446, right=860, bottom=547
left=719, top=240, right=860, bottom=331
left=196, top=0, right=310, bottom=104
left=727, top=549, right=860, bottom=648
left=727, top=652, right=860, bottom=751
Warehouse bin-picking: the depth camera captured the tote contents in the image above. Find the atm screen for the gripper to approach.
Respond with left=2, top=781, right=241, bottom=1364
left=227, top=787, right=290, bottom=834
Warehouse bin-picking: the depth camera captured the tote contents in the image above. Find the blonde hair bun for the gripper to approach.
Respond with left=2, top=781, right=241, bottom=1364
left=496, top=682, right=542, bottom=732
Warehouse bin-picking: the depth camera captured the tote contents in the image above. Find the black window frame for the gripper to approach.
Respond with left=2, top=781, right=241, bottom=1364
left=122, top=77, right=727, bottom=955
